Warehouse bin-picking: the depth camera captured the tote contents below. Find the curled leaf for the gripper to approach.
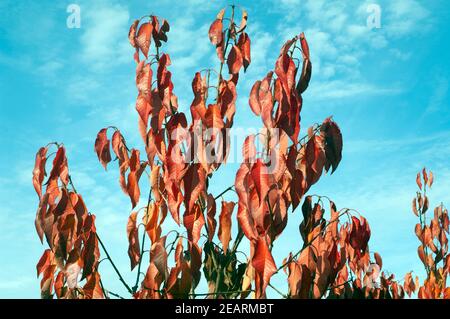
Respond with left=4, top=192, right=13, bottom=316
left=227, top=45, right=243, bottom=75
left=127, top=211, right=141, bottom=270
left=94, top=128, right=112, bottom=170
left=208, top=19, right=223, bottom=45
left=218, top=201, right=236, bottom=252
left=33, top=147, right=48, bottom=198
left=136, top=22, right=153, bottom=58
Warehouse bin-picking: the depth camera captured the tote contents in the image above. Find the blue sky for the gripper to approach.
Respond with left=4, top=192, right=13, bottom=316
left=0, top=0, right=449, bottom=298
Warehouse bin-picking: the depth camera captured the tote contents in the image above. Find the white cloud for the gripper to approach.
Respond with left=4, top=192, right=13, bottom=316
left=271, top=0, right=434, bottom=101
left=80, top=3, right=131, bottom=70
left=66, top=76, right=101, bottom=103
left=385, top=0, right=430, bottom=37
left=305, top=81, right=403, bottom=101
left=426, top=76, right=448, bottom=114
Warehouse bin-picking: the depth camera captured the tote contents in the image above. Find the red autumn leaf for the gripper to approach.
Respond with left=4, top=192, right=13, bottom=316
left=296, top=57, right=311, bottom=95
left=143, top=202, right=162, bottom=244
left=215, top=32, right=225, bottom=63
left=218, top=79, right=237, bottom=125
left=403, top=272, right=417, bottom=297
left=422, top=168, right=428, bottom=186
left=237, top=9, right=248, bottom=32
left=416, top=172, right=422, bottom=190
left=183, top=164, right=206, bottom=214
left=111, top=131, right=130, bottom=194
left=428, top=171, right=434, bottom=187
left=36, top=249, right=53, bottom=277
left=157, top=53, right=175, bottom=112
left=150, top=16, right=161, bottom=47
left=205, top=104, right=224, bottom=129
left=190, top=73, right=208, bottom=122
left=237, top=202, right=257, bottom=240
left=127, top=211, right=140, bottom=270
left=183, top=204, right=205, bottom=245
left=249, top=80, right=262, bottom=115
left=242, top=135, right=256, bottom=164
left=296, top=33, right=312, bottom=95
left=298, top=246, right=316, bottom=272
left=206, top=194, right=217, bottom=241
left=111, top=130, right=128, bottom=161
left=136, top=62, right=153, bottom=100
left=251, top=159, right=270, bottom=206
left=94, top=128, right=112, bottom=170
left=65, top=251, right=81, bottom=289
left=208, top=19, right=223, bottom=45
left=423, top=195, right=429, bottom=214
left=275, top=53, right=296, bottom=92
left=349, top=216, right=371, bottom=255
left=33, top=147, right=48, bottom=198
left=188, top=242, right=203, bottom=287
left=268, top=189, right=288, bottom=239
left=252, top=236, right=277, bottom=297
left=128, top=19, right=139, bottom=48
left=54, top=272, right=65, bottom=298
left=81, top=231, right=98, bottom=280
left=237, top=32, right=251, bottom=71
left=150, top=236, right=168, bottom=280
left=412, top=198, right=419, bottom=216
left=249, top=72, right=274, bottom=126
left=299, top=32, right=310, bottom=59
left=259, top=72, right=274, bottom=129
left=418, top=245, right=426, bottom=266
left=127, top=149, right=146, bottom=208
left=227, top=45, right=243, bottom=75
left=49, top=146, right=69, bottom=185
left=374, top=252, right=383, bottom=269
left=218, top=201, right=236, bottom=252
left=83, top=272, right=104, bottom=299
left=321, top=118, right=343, bottom=174
left=289, top=159, right=305, bottom=211
left=155, top=19, right=170, bottom=45
left=235, top=163, right=250, bottom=211
left=136, top=22, right=153, bottom=58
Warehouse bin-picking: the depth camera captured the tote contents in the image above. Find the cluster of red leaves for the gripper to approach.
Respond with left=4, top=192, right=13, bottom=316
left=284, top=196, right=405, bottom=299
left=33, top=144, right=102, bottom=299
left=34, top=6, right=450, bottom=300
left=92, top=7, right=253, bottom=298
left=405, top=169, right=450, bottom=298
left=233, top=33, right=344, bottom=297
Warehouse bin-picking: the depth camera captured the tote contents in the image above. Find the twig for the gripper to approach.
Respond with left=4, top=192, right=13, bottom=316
left=215, top=185, right=235, bottom=200
left=107, top=290, right=126, bottom=299
left=96, top=233, right=133, bottom=295
left=268, top=283, right=287, bottom=298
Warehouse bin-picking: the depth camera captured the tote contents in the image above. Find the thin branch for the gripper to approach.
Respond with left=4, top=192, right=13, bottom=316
left=106, top=290, right=126, bottom=299
left=268, top=283, right=287, bottom=298
left=98, top=277, right=108, bottom=299
left=96, top=232, right=133, bottom=295
left=215, top=185, right=235, bottom=200
left=133, top=230, right=146, bottom=292
left=134, top=188, right=153, bottom=292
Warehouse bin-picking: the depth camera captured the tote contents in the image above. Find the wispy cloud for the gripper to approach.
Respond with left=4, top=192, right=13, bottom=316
left=272, top=0, right=433, bottom=101
left=306, top=81, right=403, bottom=101
left=385, top=0, right=431, bottom=37
left=80, top=3, right=131, bottom=70
left=426, top=76, right=449, bottom=114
